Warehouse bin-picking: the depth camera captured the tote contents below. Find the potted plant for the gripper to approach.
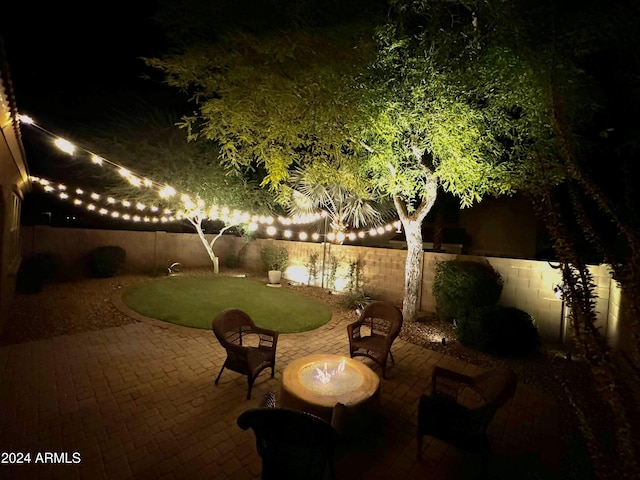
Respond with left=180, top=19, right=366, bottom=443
left=260, top=246, right=289, bottom=285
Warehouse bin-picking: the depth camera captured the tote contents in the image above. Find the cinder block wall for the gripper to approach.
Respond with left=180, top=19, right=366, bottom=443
left=21, top=225, right=237, bottom=278
left=21, top=226, right=620, bottom=345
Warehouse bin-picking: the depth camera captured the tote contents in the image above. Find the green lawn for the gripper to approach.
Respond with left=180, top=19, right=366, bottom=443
left=121, top=276, right=332, bottom=333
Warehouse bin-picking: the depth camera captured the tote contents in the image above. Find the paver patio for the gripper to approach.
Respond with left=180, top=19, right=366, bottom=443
left=0, top=295, right=564, bottom=479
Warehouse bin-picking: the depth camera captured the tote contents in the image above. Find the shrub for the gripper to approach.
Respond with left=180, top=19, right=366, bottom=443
left=305, top=252, right=319, bottom=285
left=16, top=253, right=58, bottom=293
left=456, top=305, right=541, bottom=356
left=225, top=253, right=240, bottom=268
left=89, top=246, right=126, bottom=278
left=340, top=289, right=371, bottom=310
left=432, top=260, right=503, bottom=321
left=260, top=246, right=289, bottom=271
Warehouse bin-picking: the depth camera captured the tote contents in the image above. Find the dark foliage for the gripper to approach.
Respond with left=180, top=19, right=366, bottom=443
left=224, top=253, right=240, bottom=268
left=89, top=246, right=126, bottom=278
left=16, top=253, right=58, bottom=294
left=432, top=260, right=504, bottom=321
left=456, top=305, right=541, bottom=357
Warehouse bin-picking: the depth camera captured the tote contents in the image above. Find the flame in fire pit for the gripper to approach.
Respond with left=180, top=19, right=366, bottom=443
left=313, top=358, right=346, bottom=384
left=298, top=357, right=363, bottom=396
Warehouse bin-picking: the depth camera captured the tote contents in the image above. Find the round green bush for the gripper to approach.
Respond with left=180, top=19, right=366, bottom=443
left=260, top=246, right=289, bottom=271
left=456, top=305, right=541, bottom=356
left=89, top=246, right=126, bottom=278
left=432, top=260, right=504, bottom=321
left=225, top=253, right=241, bottom=268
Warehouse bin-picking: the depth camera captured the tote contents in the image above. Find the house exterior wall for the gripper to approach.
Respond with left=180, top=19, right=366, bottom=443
left=21, top=226, right=622, bottom=347
left=0, top=55, right=30, bottom=333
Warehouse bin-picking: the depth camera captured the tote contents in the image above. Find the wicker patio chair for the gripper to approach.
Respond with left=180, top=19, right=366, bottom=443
left=417, top=365, right=518, bottom=462
left=237, top=392, right=345, bottom=480
left=212, top=309, right=279, bottom=400
left=347, top=301, right=403, bottom=378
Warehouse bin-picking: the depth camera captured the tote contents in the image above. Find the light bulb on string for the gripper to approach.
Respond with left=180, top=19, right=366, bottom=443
left=22, top=118, right=407, bottom=232
left=54, top=138, right=75, bottom=155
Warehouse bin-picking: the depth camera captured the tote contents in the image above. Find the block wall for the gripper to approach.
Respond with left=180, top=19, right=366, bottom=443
left=21, top=226, right=621, bottom=345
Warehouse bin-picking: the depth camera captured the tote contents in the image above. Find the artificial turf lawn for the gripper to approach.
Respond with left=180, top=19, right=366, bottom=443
left=121, top=276, right=332, bottom=333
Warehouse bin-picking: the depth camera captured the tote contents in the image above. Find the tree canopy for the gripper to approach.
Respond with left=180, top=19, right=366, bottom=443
left=144, top=0, right=563, bottom=320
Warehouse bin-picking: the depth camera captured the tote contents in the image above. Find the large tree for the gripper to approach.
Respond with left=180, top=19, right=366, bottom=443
left=146, top=0, right=556, bottom=321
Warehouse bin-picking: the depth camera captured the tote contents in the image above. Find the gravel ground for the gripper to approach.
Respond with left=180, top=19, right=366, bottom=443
left=1, top=267, right=619, bottom=477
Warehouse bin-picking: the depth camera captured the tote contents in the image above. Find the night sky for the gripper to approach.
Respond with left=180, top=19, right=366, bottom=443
left=3, top=1, right=166, bottom=117
left=2, top=1, right=189, bottom=229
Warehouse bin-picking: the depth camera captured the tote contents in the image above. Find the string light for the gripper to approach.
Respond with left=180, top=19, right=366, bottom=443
left=23, top=116, right=407, bottom=238
left=32, top=174, right=402, bottom=242
left=31, top=177, right=171, bottom=224
left=20, top=116, right=366, bottom=228
left=54, top=138, right=75, bottom=155
left=17, top=114, right=34, bottom=124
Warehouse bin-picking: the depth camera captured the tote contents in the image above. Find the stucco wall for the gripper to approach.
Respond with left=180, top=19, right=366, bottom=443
left=21, top=226, right=621, bottom=346
left=1, top=66, right=30, bottom=333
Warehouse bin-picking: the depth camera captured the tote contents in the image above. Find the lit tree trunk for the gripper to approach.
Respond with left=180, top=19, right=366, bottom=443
left=393, top=177, right=438, bottom=322
left=187, top=216, right=235, bottom=274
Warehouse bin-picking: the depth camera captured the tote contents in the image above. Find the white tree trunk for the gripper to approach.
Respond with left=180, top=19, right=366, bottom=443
left=195, top=222, right=219, bottom=273
left=402, top=220, right=425, bottom=323
left=393, top=176, right=438, bottom=322
left=188, top=216, right=235, bottom=274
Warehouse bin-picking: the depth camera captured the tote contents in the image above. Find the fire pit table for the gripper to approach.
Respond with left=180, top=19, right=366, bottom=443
left=280, top=354, right=380, bottom=422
